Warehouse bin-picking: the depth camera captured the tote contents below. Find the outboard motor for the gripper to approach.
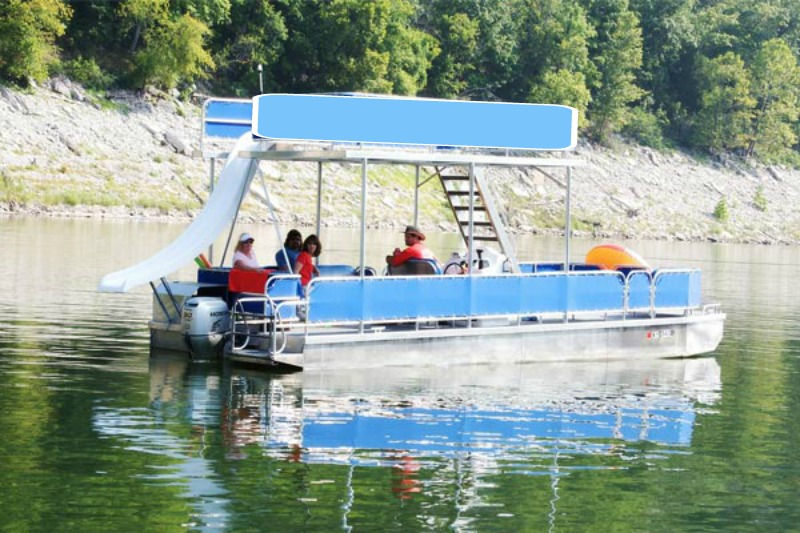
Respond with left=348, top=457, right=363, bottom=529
left=182, top=297, right=230, bottom=358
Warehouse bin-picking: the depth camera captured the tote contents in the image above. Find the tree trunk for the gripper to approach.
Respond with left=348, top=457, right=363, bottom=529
left=129, top=23, right=142, bottom=54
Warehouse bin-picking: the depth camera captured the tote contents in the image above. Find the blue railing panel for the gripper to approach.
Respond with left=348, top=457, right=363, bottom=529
left=318, top=264, right=356, bottom=277
left=306, top=270, right=702, bottom=323
left=520, top=275, right=568, bottom=314
left=204, top=122, right=252, bottom=139
left=472, top=276, right=521, bottom=315
left=417, top=277, right=471, bottom=317
left=203, top=98, right=252, bottom=139
left=363, top=278, right=418, bottom=320
left=361, top=277, right=471, bottom=320
left=308, top=280, right=363, bottom=322
left=627, top=271, right=652, bottom=309
left=655, top=270, right=696, bottom=308
left=267, top=278, right=302, bottom=300
left=567, top=273, right=625, bottom=311
left=205, top=99, right=253, bottom=121
left=688, top=270, right=702, bottom=307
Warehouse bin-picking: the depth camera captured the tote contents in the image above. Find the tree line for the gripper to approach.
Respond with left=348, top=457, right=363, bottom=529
left=2, top=0, right=800, bottom=162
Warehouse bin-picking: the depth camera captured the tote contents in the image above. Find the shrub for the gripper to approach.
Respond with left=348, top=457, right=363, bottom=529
left=621, top=107, right=668, bottom=150
left=753, top=186, right=767, bottom=212
left=713, top=197, right=729, bottom=221
left=61, top=56, right=114, bottom=90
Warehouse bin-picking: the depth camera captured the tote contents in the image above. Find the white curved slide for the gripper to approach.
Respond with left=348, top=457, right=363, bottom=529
left=98, top=134, right=260, bottom=293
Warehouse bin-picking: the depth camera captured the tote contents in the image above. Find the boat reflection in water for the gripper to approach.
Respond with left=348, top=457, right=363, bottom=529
left=149, top=353, right=720, bottom=461
left=136, top=355, right=721, bottom=524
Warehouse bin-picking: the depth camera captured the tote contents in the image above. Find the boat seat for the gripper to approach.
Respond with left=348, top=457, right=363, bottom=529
left=387, top=259, right=441, bottom=276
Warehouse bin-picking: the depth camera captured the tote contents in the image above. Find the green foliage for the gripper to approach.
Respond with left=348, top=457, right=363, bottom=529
left=118, top=0, right=169, bottom=53
left=629, top=0, right=696, bottom=124
left=621, top=106, right=668, bottom=149
left=753, top=186, right=767, bottom=212
left=420, top=0, right=518, bottom=99
left=59, top=57, right=114, bottom=89
left=583, top=0, right=646, bottom=143
left=423, top=11, right=479, bottom=97
left=383, top=5, right=439, bottom=95
left=172, top=0, right=231, bottom=26
left=693, top=52, right=755, bottom=152
left=0, top=0, right=73, bottom=83
left=529, top=69, right=592, bottom=126
left=132, top=14, right=215, bottom=89
left=211, top=0, right=287, bottom=95
left=270, top=0, right=434, bottom=95
left=0, top=169, right=29, bottom=203
left=747, top=38, right=800, bottom=162
left=513, top=0, right=595, bottom=103
left=713, top=197, right=729, bottom=221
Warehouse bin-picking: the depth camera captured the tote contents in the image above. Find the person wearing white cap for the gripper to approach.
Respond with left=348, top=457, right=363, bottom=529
left=232, top=232, right=261, bottom=271
left=386, top=224, right=437, bottom=268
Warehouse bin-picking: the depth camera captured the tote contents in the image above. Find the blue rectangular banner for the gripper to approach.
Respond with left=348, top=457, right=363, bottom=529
left=252, top=94, right=577, bottom=150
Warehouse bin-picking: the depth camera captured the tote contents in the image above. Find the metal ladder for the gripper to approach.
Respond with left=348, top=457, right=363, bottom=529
left=436, top=167, right=519, bottom=272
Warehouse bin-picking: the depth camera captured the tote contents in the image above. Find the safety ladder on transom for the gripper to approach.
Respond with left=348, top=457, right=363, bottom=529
left=436, top=167, right=519, bottom=273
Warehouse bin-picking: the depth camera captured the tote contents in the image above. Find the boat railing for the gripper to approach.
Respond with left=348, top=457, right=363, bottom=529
left=292, top=269, right=703, bottom=330
left=227, top=268, right=708, bottom=351
left=230, top=274, right=305, bottom=354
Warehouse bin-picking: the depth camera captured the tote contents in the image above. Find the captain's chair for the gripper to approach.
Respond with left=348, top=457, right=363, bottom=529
left=387, top=258, right=441, bottom=276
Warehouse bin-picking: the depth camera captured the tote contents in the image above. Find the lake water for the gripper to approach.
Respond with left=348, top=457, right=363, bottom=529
left=1, top=217, right=799, bottom=531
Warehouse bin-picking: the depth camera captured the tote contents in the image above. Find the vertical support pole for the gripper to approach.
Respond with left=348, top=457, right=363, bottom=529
left=359, top=159, right=368, bottom=333
left=564, top=166, right=572, bottom=323
left=413, top=165, right=420, bottom=227
left=199, top=99, right=207, bottom=157
left=467, top=163, right=475, bottom=329
left=468, top=163, right=475, bottom=271
left=315, top=162, right=323, bottom=237
left=208, top=156, right=216, bottom=264
left=316, top=162, right=323, bottom=266
left=565, top=166, right=572, bottom=272
left=359, top=159, right=368, bottom=277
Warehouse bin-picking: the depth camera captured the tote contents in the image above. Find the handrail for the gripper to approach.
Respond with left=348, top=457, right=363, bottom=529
left=299, top=269, right=706, bottom=330
left=229, top=273, right=304, bottom=355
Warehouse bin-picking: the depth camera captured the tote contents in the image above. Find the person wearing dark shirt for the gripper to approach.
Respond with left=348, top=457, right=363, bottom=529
left=275, top=229, right=302, bottom=272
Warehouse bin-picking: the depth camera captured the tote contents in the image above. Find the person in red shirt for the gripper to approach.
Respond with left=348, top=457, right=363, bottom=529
left=386, top=225, right=437, bottom=268
left=293, top=234, right=321, bottom=287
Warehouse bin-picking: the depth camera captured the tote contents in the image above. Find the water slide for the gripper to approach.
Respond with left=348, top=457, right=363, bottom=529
left=98, top=134, right=260, bottom=293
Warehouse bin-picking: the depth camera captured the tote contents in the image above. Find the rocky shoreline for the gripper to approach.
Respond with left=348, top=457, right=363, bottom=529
left=2, top=80, right=799, bottom=245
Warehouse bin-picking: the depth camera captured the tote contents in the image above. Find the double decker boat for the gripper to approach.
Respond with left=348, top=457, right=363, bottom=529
left=99, top=94, right=724, bottom=370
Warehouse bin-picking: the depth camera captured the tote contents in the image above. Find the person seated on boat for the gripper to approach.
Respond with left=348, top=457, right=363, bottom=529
left=232, top=233, right=261, bottom=271
left=275, top=229, right=302, bottom=272
left=294, top=234, right=322, bottom=289
left=386, top=225, right=438, bottom=271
